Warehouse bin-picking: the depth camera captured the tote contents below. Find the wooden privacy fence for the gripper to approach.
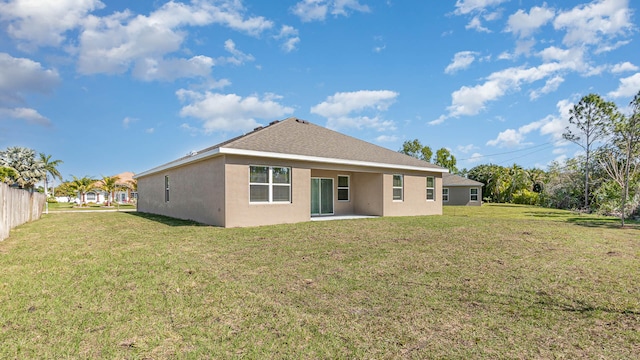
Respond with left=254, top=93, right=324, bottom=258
left=0, top=182, right=46, bottom=241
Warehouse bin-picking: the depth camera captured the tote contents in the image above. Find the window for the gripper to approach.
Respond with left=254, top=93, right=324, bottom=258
left=426, top=176, right=435, bottom=201
left=470, top=188, right=479, bottom=201
left=443, top=188, right=449, bottom=202
left=337, top=175, right=349, bottom=201
left=86, top=192, right=96, bottom=201
left=393, top=174, right=403, bottom=201
left=250, top=166, right=291, bottom=203
left=165, top=175, right=170, bottom=202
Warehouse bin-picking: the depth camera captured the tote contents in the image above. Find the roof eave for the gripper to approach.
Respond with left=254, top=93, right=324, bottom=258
left=135, top=147, right=448, bottom=179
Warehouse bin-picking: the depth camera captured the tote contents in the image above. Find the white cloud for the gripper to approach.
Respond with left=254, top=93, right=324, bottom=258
left=457, top=144, right=478, bottom=154
left=274, top=25, right=300, bottom=53
left=0, top=107, right=50, bottom=126
left=465, top=16, right=491, bottom=32
left=0, top=53, right=60, bottom=104
left=444, top=47, right=588, bottom=119
left=486, top=99, right=574, bottom=148
left=611, top=61, right=638, bottom=73
left=608, top=73, right=640, bottom=98
left=488, top=99, right=572, bottom=151
left=292, top=0, right=329, bottom=22
left=311, top=90, right=398, bottom=117
left=176, top=90, right=294, bottom=133
left=454, top=0, right=508, bottom=15
left=133, top=55, right=215, bottom=81
left=77, top=1, right=271, bottom=76
left=429, top=115, right=447, bottom=126
left=332, top=0, right=370, bottom=16
left=219, top=39, right=255, bottom=65
left=529, top=75, right=564, bottom=100
left=445, top=51, right=478, bottom=74
left=122, top=116, right=137, bottom=128
left=506, top=5, right=555, bottom=38
left=311, top=90, right=398, bottom=131
left=292, top=0, right=369, bottom=22
left=376, top=135, right=399, bottom=142
left=467, top=152, right=484, bottom=164
left=486, top=128, right=525, bottom=147
left=0, top=0, right=104, bottom=50
left=553, top=0, right=633, bottom=50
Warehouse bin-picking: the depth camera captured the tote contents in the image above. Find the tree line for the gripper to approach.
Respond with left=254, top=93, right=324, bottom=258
left=400, top=90, right=640, bottom=225
left=0, top=146, right=135, bottom=206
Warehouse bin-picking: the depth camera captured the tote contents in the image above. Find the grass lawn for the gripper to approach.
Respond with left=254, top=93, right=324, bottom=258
left=1, top=204, right=638, bottom=358
left=46, top=202, right=136, bottom=211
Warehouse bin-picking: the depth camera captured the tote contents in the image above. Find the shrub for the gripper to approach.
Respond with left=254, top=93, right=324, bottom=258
left=512, top=189, right=539, bottom=205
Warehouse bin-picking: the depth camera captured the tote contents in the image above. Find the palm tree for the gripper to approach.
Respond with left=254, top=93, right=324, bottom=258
left=39, top=153, right=63, bottom=198
left=70, top=175, right=96, bottom=205
left=100, top=175, right=121, bottom=206
left=0, top=147, right=46, bottom=190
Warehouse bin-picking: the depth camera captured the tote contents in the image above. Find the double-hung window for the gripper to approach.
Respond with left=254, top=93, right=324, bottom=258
left=426, top=176, right=435, bottom=201
left=442, top=188, right=449, bottom=202
left=393, top=175, right=403, bottom=201
left=470, top=188, right=479, bottom=202
left=337, top=175, right=350, bottom=201
left=249, top=166, right=291, bottom=203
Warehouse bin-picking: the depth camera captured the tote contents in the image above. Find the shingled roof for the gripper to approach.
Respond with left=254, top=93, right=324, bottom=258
left=137, top=117, right=447, bottom=177
left=442, top=173, right=484, bottom=187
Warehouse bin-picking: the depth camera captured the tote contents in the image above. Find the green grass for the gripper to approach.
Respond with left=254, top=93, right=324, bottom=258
left=46, top=202, right=136, bottom=211
left=1, top=204, right=638, bottom=359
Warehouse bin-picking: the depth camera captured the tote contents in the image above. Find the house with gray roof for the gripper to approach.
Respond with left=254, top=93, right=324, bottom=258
left=135, top=117, right=448, bottom=227
left=442, top=173, right=484, bottom=206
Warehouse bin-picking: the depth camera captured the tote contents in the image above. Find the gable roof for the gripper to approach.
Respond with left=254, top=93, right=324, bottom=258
left=136, top=117, right=447, bottom=178
left=442, top=173, right=484, bottom=187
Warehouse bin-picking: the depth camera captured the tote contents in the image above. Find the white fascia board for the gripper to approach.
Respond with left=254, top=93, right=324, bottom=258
left=220, top=148, right=449, bottom=173
left=135, top=147, right=448, bottom=179
left=134, top=148, right=222, bottom=178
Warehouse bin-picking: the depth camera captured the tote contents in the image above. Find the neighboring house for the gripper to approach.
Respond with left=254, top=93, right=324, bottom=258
left=58, top=171, right=137, bottom=204
left=442, top=173, right=483, bottom=206
left=135, top=117, right=448, bottom=227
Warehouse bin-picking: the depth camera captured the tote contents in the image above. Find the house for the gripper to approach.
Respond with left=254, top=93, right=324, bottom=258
left=442, top=173, right=483, bottom=206
left=135, top=117, right=448, bottom=227
left=58, top=172, right=137, bottom=204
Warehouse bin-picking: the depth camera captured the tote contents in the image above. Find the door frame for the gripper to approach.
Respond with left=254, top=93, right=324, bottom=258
left=310, top=177, right=334, bottom=216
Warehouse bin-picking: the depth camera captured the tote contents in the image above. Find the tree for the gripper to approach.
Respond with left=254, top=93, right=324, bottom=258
left=598, top=90, right=640, bottom=226
left=0, top=147, right=46, bottom=190
left=55, top=181, right=78, bottom=201
left=0, top=166, right=17, bottom=184
left=399, top=139, right=433, bottom=162
left=100, top=175, right=121, bottom=206
left=39, top=153, right=63, bottom=198
left=434, top=147, right=458, bottom=173
left=562, top=94, right=617, bottom=211
left=69, top=175, right=96, bottom=205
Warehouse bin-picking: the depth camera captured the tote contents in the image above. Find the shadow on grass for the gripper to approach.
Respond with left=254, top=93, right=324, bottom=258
left=525, top=211, right=569, bottom=218
left=126, top=211, right=209, bottom=227
left=566, top=217, right=640, bottom=230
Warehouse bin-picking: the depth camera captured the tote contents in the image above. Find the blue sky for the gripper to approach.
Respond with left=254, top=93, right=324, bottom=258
left=0, top=0, right=638, bottom=180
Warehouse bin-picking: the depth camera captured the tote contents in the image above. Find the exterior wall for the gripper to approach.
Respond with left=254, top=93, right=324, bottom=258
left=137, top=153, right=445, bottom=227
left=352, top=172, right=383, bottom=216
left=137, top=156, right=226, bottom=226
left=444, top=186, right=482, bottom=206
left=382, top=172, right=443, bottom=216
left=310, top=169, right=355, bottom=216
left=224, top=155, right=311, bottom=227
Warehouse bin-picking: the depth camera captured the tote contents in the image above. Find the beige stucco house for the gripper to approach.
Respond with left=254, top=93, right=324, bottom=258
left=442, top=173, right=483, bottom=206
left=135, top=117, right=448, bottom=227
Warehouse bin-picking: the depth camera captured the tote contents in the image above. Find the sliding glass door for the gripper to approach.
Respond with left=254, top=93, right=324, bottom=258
left=311, top=178, right=333, bottom=215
